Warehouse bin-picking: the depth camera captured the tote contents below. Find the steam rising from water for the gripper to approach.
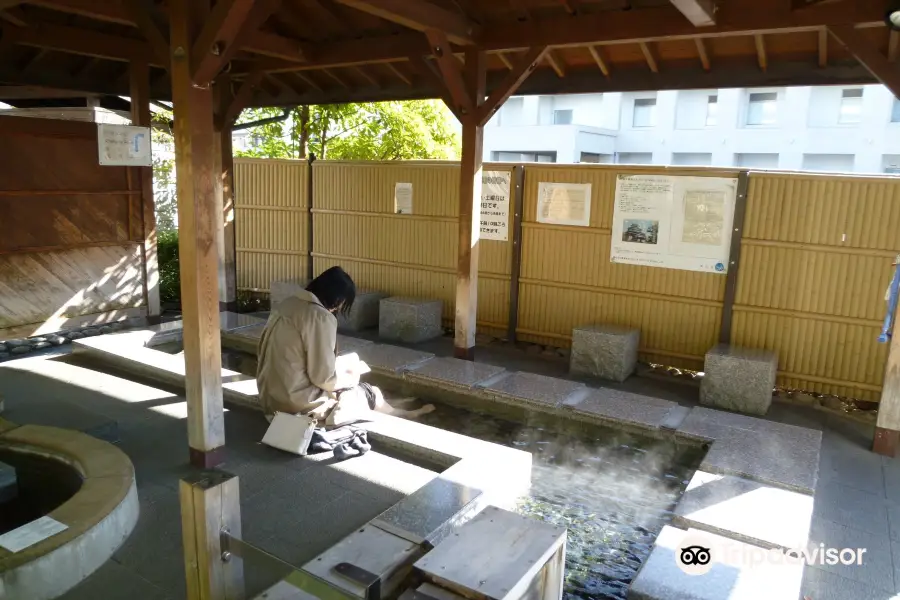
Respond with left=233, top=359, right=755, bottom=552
left=412, top=404, right=696, bottom=600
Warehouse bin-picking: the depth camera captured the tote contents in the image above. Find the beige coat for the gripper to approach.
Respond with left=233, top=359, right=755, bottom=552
left=256, top=290, right=340, bottom=419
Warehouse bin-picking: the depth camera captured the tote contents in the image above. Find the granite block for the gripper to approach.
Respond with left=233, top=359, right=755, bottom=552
left=335, top=334, right=374, bottom=357
left=569, top=324, right=639, bottom=382
left=479, top=371, right=587, bottom=409
left=0, top=460, right=17, bottom=503
left=700, top=344, right=777, bottom=416
left=219, top=311, right=265, bottom=333
left=269, top=279, right=309, bottom=308
left=379, top=297, right=443, bottom=343
left=562, top=388, right=677, bottom=430
left=674, top=471, right=813, bottom=550
left=629, top=526, right=804, bottom=600
left=356, top=344, right=434, bottom=374
left=337, top=291, right=388, bottom=332
left=700, top=425, right=820, bottom=494
left=406, top=357, right=506, bottom=390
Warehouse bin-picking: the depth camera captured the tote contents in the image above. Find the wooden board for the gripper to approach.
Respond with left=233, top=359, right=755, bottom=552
left=413, top=506, right=566, bottom=600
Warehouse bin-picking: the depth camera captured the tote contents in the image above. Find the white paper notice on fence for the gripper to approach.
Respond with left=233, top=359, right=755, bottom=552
left=537, top=182, right=592, bottom=227
left=394, top=182, right=413, bottom=214
left=610, top=174, right=738, bottom=274
left=97, top=123, right=152, bottom=166
left=0, top=516, right=68, bottom=553
left=480, top=171, right=511, bottom=241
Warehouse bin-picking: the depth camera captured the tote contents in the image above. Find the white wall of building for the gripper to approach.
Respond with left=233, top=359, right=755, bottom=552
left=483, top=84, right=900, bottom=174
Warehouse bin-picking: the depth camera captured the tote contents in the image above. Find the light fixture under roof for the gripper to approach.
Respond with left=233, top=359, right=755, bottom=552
left=888, top=4, right=900, bottom=31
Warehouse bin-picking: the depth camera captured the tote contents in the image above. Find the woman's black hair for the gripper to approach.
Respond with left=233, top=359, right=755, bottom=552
left=306, top=266, right=356, bottom=317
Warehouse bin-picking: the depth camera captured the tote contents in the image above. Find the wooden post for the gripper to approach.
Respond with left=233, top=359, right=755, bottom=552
left=454, top=47, right=485, bottom=360
left=170, top=0, right=226, bottom=468
left=876, top=302, right=900, bottom=457
left=129, top=58, right=162, bottom=321
left=214, top=76, right=238, bottom=313
left=180, top=470, right=243, bottom=600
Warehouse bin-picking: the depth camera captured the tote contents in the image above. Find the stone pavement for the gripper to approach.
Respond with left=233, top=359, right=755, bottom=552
left=2, top=331, right=900, bottom=599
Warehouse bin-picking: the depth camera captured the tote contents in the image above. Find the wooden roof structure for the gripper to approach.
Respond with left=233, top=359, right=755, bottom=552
left=0, top=0, right=898, bottom=110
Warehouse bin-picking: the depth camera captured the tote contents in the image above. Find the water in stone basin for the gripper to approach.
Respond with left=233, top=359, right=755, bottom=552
left=156, top=344, right=696, bottom=599
left=410, top=403, right=697, bottom=600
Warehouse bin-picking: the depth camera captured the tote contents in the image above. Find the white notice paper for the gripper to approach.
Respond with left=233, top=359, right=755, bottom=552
left=394, top=182, right=413, bottom=214
left=610, top=174, right=738, bottom=274
left=0, top=516, right=68, bottom=553
left=97, top=124, right=152, bottom=166
left=480, top=171, right=511, bottom=241
left=537, top=182, right=592, bottom=227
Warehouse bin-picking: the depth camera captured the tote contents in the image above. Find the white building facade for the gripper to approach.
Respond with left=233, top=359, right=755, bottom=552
left=484, top=85, right=900, bottom=174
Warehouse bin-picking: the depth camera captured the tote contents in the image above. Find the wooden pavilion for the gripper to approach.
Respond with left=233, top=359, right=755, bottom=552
left=1, top=0, right=900, bottom=595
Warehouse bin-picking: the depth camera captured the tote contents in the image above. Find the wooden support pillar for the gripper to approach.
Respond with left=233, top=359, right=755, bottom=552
left=129, top=58, right=162, bottom=320
left=218, top=125, right=237, bottom=312
left=454, top=47, right=485, bottom=360
left=170, top=0, right=226, bottom=469
left=180, top=470, right=243, bottom=600
left=876, top=308, right=900, bottom=457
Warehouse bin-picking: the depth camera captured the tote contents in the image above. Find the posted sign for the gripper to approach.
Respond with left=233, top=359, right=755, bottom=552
left=97, top=124, right=152, bottom=166
left=480, top=171, right=510, bottom=241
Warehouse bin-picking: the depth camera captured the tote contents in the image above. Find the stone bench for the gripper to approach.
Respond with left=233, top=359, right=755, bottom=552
left=337, top=290, right=388, bottom=332
left=379, top=297, right=443, bottom=344
left=569, top=324, right=639, bottom=382
left=269, top=279, right=309, bottom=308
left=700, top=344, right=777, bottom=416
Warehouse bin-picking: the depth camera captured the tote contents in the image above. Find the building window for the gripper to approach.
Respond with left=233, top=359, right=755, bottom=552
left=735, top=153, right=779, bottom=169
left=801, top=154, right=855, bottom=173
left=892, top=98, right=900, bottom=123
left=884, top=155, right=900, bottom=174
left=672, top=153, right=713, bottom=166
left=705, top=95, right=718, bottom=127
left=632, top=98, right=657, bottom=128
left=746, top=92, right=778, bottom=126
left=492, top=151, right=556, bottom=163
left=617, top=152, right=654, bottom=165
left=553, top=109, right=573, bottom=125
left=838, top=88, right=863, bottom=124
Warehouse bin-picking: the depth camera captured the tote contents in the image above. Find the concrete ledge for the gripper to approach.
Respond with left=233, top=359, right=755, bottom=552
left=562, top=388, right=680, bottom=432
left=0, top=423, right=138, bottom=600
left=406, top=357, right=506, bottom=391
left=478, top=371, right=587, bottom=412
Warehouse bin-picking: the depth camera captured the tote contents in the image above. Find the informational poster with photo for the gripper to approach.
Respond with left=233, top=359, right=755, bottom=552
left=480, top=171, right=511, bottom=241
left=394, top=182, right=413, bottom=214
left=537, top=182, right=592, bottom=227
left=97, top=124, right=151, bottom=166
left=610, top=174, right=738, bottom=274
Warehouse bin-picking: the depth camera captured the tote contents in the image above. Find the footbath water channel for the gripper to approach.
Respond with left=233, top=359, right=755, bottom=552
left=156, top=343, right=700, bottom=600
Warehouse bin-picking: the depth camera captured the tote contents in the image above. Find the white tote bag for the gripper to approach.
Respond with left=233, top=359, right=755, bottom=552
left=261, top=412, right=317, bottom=455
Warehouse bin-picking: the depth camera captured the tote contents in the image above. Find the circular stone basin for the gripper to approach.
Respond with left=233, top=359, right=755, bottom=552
left=0, top=420, right=138, bottom=600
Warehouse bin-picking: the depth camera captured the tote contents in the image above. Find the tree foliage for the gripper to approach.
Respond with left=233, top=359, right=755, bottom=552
left=235, top=101, right=460, bottom=161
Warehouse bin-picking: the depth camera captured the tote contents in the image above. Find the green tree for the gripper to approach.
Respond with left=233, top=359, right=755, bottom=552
left=235, top=101, right=460, bottom=161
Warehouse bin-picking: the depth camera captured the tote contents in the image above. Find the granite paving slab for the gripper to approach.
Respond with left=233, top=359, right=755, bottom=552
left=700, top=426, right=820, bottom=494
left=678, top=406, right=822, bottom=447
left=812, top=480, right=889, bottom=536
left=629, top=526, right=804, bottom=600
left=673, top=471, right=813, bottom=550
left=798, top=565, right=897, bottom=600
left=356, top=344, right=434, bottom=375
left=335, top=335, right=375, bottom=357
left=405, top=356, right=506, bottom=390
left=220, top=311, right=266, bottom=333
left=222, top=324, right=265, bottom=355
left=478, top=371, right=587, bottom=409
left=562, top=387, right=678, bottom=431
left=807, top=517, right=893, bottom=592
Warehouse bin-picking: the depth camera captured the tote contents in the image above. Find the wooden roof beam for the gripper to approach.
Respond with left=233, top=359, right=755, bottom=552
left=354, top=66, right=380, bottom=87
left=669, top=0, right=716, bottom=27
left=409, top=55, right=460, bottom=120
left=123, top=0, right=170, bottom=68
left=323, top=68, right=349, bottom=88
left=425, top=29, right=473, bottom=114
left=587, top=44, right=610, bottom=77
left=221, top=69, right=263, bottom=126
left=818, top=28, right=828, bottom=66
left=557, top=0, right=579, bottom=15
left=2, top=22, right=159, bottom=64
left=477, top=46, right=547, bottom=125
left=695, top=37, right=710, bottom=71
left=754, top=33, right=767, bottom=71
left=191, top=0, right=257, bottom=84
left=334, top=0, right=479, bottom=45
left=890, top=30, right=899, bottom=63
left=497, top=51, right=514, bottom=70
left=829, top=25, right=900, bottom=100
left=385, top=61, right=411, bottom=85
left=640, top=41, right=659, bottom=73
left=545, top=49, right=565, bottom=77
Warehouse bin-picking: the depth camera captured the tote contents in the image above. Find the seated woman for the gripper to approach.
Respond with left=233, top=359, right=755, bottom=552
left=256, top=266, right=432, bottom=429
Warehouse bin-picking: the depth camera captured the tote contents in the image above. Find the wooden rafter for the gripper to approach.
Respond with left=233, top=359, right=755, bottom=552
left=557, top=0, right=579, bottom=15
left=890, top=30, right=899, bottom=64
left=695, top=38, right=710, bottom=71
left=192, top=0, right=262, bottom=84
left=2, top=22, right=159, bottom=65
left=334, top=0, right=478, bottom=45
left=425, top=29, right=472, bottom=114
left=587, top=44, right=610, bottom=77
left=21, top=48, right=48, bottom=72
left=640, top=41, right=659, bottom=73
left=754, top=33, right=767, bottom=71
left=497, top=51, right=513, bottom=70
left=296, top=71, right=324, bottom=91
left=669, top=0, right=715, bottom=27
left=0, top=6, right=26, bottom=26
left=123, top=0, right=170, bottom=67
left=222, top=69, right=264, bottom=125
left=818, top=28, right=828, bottom=67
left=308, top=0, right=354, bottom=35
left=478, top=46, right=547, bottom=125
left=829, top=25, right=900, bottom=99
left=385, top=61, right=411, bottom=85
left=409, top=55, right=460, bottom=119
left=354, top=66, right=380, bottom=87
left=545, top=49, right=565, bottom=77
left=323, top=68, right=349, bottom=88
